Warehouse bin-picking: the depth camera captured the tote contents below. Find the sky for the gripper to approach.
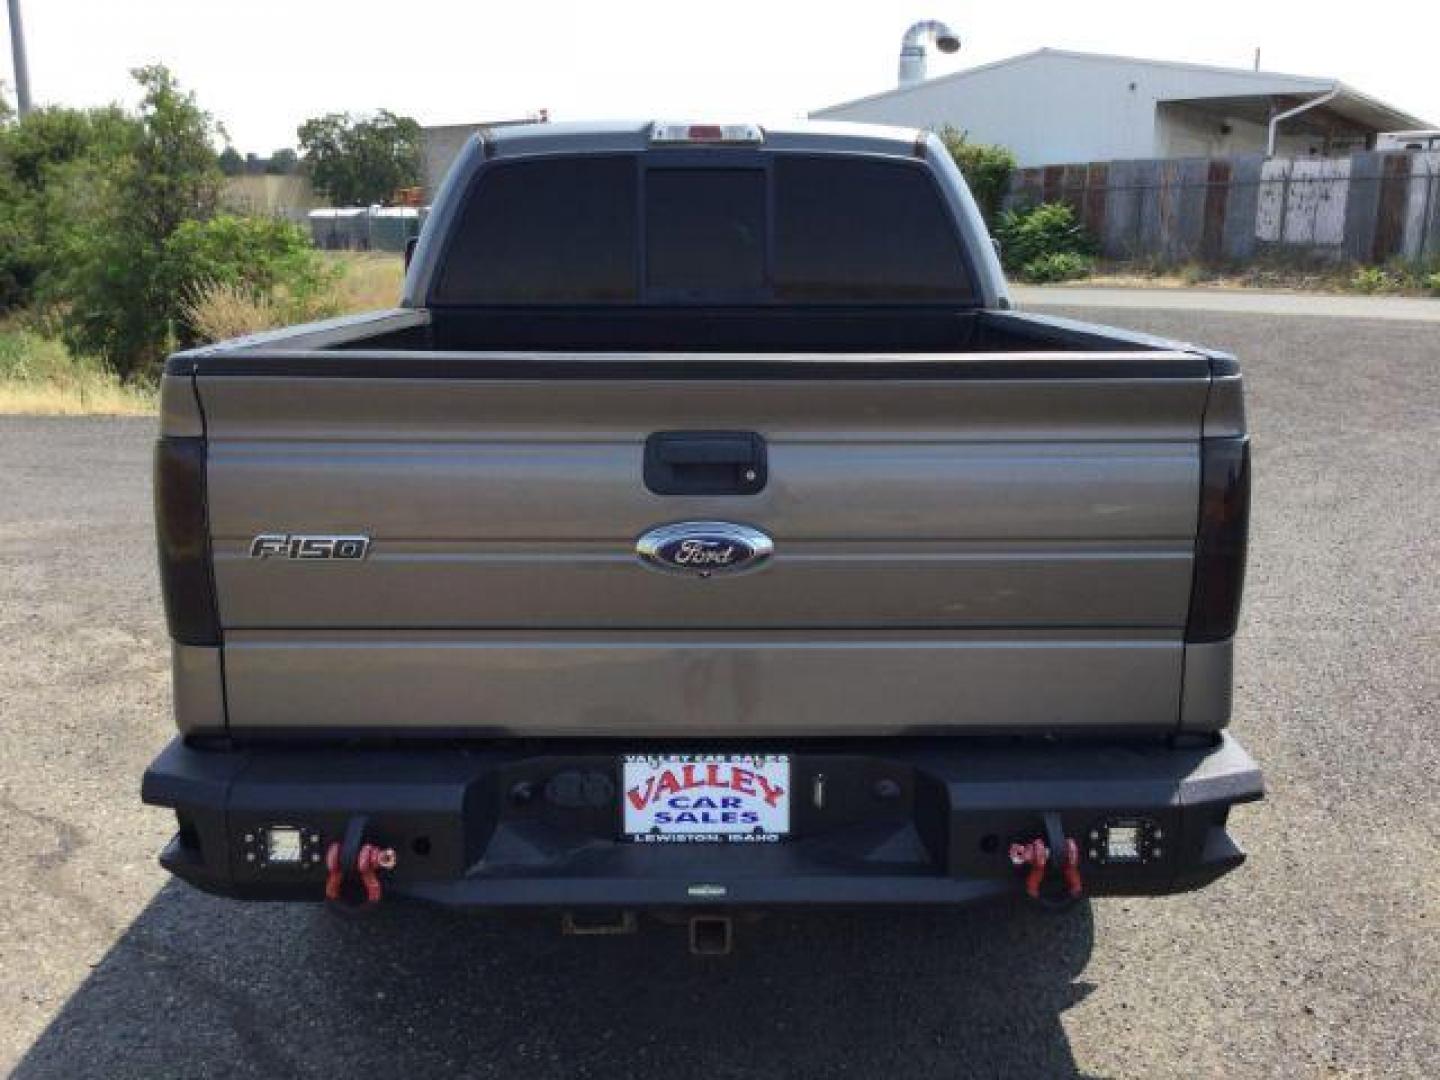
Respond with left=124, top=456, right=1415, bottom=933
left=5, top=0, right=1439, bottom=152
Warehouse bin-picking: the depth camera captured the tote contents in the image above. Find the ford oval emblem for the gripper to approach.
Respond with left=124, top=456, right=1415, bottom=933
left=636, top=522, right=773, bottom=577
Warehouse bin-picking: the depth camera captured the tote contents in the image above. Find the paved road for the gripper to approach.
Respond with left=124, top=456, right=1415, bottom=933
left=1, top=302, right=1437, bottom=1078
left=1014, top=284, right=1440, bottom=321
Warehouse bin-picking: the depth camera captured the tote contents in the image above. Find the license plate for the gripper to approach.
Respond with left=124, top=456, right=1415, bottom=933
left=621, top=754, right=790, bottom=843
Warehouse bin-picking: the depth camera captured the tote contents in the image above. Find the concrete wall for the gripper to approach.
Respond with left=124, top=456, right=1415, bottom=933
left=1158, top=103, right=1260, bottom=159
left=812, top=50, right=1335, bottom=168
left=422, top=119, right=535, bottom=198
left=422, top=124, right=483, bottom=199
left=1007, top=149, right=1440, bottom=265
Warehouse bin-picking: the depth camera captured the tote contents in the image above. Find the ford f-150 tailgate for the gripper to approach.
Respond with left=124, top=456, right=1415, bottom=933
left=180, top=341, right=1218, bottom=738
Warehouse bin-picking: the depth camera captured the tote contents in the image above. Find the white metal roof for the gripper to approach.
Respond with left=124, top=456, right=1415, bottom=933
left=812, top=48, right=1431, bottom=131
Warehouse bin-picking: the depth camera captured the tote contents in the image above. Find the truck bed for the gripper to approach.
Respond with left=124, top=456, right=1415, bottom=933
left=175, top=305, right=1211, bottom=358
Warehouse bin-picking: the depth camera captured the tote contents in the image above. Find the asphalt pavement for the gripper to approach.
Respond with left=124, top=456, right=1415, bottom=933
left=0, top=294, right=1436, bottom=1078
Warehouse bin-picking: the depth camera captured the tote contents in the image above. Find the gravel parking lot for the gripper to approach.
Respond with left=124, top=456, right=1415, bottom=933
left=0, top=300, right=1436, bottom=1078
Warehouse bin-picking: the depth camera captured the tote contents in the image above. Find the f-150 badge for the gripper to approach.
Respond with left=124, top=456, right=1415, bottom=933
left=636, top=522, right=772, bottom=577
left=249, top=534, right=370, bottom=560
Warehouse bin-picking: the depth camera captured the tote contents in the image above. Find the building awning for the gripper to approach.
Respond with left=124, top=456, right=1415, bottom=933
left=1162, top=86, right=1431, bottom=136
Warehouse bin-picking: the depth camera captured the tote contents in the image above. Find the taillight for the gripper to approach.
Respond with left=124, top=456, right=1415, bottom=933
left=1185, top=437, right=1250, bottom=643
left=154, top=436, right=220, bottom=646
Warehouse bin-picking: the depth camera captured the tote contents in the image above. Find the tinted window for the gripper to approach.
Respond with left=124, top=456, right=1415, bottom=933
left=774, top=158, right=971, bottom=301
left=646, top=169, right=766, bottom=293
left=432, top=156, right=637, bottom=303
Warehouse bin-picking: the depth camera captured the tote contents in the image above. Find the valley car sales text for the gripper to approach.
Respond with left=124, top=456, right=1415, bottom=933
left=625, top=759, right=787, bottom=843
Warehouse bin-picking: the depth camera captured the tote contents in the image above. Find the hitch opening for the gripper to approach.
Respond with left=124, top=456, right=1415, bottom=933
left=689, top=915, right=734, bottom=957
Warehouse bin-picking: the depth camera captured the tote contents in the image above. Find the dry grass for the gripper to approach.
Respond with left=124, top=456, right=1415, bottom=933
left=1070, top=258, right=1440, bottom=297
left=327, top=252, right=406, bottom=312
left=0, top=380, right=155, bottom=416
left=1076, top=265, right=1348, bottom=293
left=182, top=281, right=291, bottom=343
left=0, top=327, right=155, bottom=416
left=184, top=252, right=407, bottom=344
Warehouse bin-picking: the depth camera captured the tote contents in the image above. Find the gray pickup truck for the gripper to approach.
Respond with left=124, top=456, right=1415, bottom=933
left=144, top=120, right=1261, bottom=945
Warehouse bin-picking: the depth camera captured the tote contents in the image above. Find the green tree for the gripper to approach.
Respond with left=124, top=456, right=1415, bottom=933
left=51, top=65, right=224, bottom=376
left=217, top=146, right=244, bottom=176
left=0, top=104, right=139, bottom=312
left=298, top=110, right=422, bottom=205
left=936, top=126, right=1016, bottom=226
left=0, top=105, right=134, bottom=188
left=128, top=66, right=222, bottom=240
left=266, top=147, right=299, bottom=175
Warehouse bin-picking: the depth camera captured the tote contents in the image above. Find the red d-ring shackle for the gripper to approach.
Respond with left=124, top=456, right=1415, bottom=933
left=325, top=840, right=397, bottom=908
left=1008, top=836, right=1083, bottom=900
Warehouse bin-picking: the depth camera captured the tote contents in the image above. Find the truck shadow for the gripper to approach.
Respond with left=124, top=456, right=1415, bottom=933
left=14, top=883, right=1101, bottom=1079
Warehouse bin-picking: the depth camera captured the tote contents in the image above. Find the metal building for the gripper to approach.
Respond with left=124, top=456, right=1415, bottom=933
left=421, top=118, right=540, bottom=198
left=811, top=49, right=1431, bottom=167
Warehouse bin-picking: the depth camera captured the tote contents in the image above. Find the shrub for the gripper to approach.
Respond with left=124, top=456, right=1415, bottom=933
left=1425, top=271, right=1440, bottom=297
left=1018, top=252, right=1094, bottom=284
left=993, top=203, right=1096, bottom=278
left=935, top=126, right=1015, bottom=224
left=1349, top=266, right=1390, bottom=294
left=164, top=213, right=335, bottom=337
left=163, top=213, right=322, bottom=295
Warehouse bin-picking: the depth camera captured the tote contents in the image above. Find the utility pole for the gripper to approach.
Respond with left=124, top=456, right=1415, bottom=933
left=6, top=0, right=32, bottom=116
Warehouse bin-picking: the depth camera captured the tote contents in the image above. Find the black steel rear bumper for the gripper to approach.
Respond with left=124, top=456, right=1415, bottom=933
left=142, top=734, right=1263, bottom=909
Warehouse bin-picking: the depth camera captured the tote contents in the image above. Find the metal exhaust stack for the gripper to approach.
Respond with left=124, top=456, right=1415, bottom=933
left=897, top=19, right=960, bottom=88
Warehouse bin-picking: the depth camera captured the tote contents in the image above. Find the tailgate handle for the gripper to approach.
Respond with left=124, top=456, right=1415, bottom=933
left=644, top=431, right=767, bottom=496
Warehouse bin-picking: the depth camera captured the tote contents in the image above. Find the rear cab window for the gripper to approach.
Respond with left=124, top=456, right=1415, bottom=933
left=430, top=152, right=974, bottom=305
left=646, top=168, right=767, bottom=298
left=432, top=156, right=639, bottom=303
left=773, top=158, right=970, bottom=301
